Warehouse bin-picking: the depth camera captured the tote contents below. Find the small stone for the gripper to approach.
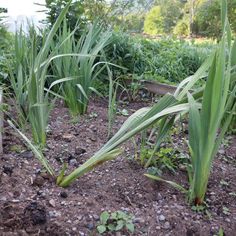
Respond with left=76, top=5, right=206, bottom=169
left=35, top=168, right=41, bottom=174
left=159, top=215, right=166, bottom=221
left=69, top=159, right=77, bottom=166
left=134, top=217, right=145, bottom=224
left=137, top=193, right=143, bottom=198
left=49, top=211, right=61, bottom=218
left=3, top=165, right=14, bottom=176
left=33, top=176, right=44, bottom=187
left=157, top=193, right=162, bottom=200
left=40, top=172, right=51, bottom=180
left=62, top=133, right=74, bottom=142
left=49, top=199, right=56, bottom=208
left=219, top=149, right=225, bottom=155
left=75, top=147, right=86, bottom=155
left=90, top=136, right=97, bottom=142
left=21, top=151, right=34, bottom=159
left=89, top=125, right=97, bottom=132
left=60, top=192, right=68, bottom=198
left=77, top=215, right=83, bottom=220
left=86, top=139, right=92, bottom=144
left=0, top=196, right=7, bottom=201
left=87, top=223, right=94, bottom=230
left=93, top=214, right=100, bottom=221
left=225, top=218, right=231, bottom=223
left=163, top=222, right=171, bottom=229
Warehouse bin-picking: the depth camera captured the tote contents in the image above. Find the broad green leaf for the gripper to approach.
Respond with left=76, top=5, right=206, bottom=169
left=115, top=220, right=124, bottom=231
left=100, top=211, right=109, bottom=225
left=97, top=225, right=106, bottom=234
left=126, top=223, right=135, bottom=233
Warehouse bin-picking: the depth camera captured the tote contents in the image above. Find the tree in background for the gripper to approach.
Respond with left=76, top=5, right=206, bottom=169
left=120, top=13, right=145, bottom=32
left=144, top=0, right=183, bottom=35
left=194, top=0, right=236, bottom=39
left=144, top=6, right=163, bottom=35
left=44, top=0, right=88, bottom=29
left=44, top=0, right=154, bottom=33
left=173, top=17, right=190, bottom=36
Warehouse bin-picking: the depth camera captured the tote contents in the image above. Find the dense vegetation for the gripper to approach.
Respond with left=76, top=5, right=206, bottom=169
left=106, top=33, right=213, bottom=83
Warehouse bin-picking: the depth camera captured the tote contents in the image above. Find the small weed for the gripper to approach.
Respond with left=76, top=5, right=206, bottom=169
left=140, top=146, right=178, bottom=173
left=215, top=227, right=224, bottom=236
left=89, top=112, right=98, bottom=119
left=191, top=205, right=205, bottom=213
left=220, top=180, right=229, bottom=187
left=222, top=206, right=230, bottom=216
left=229, top=192, right=236, bottom=197
left=117, top=108, right=129, bottom=116
left=10, top=144, right=24, bottom=153
left=97, top=210, right=134, bottom=234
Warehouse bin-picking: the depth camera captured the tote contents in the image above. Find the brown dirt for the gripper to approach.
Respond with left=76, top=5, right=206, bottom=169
left=0, top=98, right=235, bottom=236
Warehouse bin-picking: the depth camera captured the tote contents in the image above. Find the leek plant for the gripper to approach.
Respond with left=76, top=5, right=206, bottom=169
left=51, top=20, right=112, bottom=116
left=187, top=3, right=236, bottom=204
left=8, top=2, right=72, bottom=147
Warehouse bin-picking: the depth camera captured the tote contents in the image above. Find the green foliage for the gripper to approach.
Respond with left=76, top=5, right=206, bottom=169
left=144, top=0, right=183, bottom=35
left=7, top=1, right=72, bottom=147
left=122, top=13, right=145, bottom=33
left=144, top=6, right=163, bottom=35
left=97, top=211, right=135, bottom=234
left=140, top=146, right=178, bottom=173
left=51, top=20, right=112, bottom=116
left=0, top=7, right=13, bottom=83
left=0, top=29, right=13, bottom=83
left=45, top=0, right=87, bottom=30
left=106, top=32, right=212, bottom=83
left=195, top=0, right=236, bottom=39
left=173, top=18, right=190, bottom=36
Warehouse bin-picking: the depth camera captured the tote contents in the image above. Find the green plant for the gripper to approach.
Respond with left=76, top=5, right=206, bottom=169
left=8, top=1, right=72, bottom=146
left=140, top=146, right=178, bottom=173
left=218, top=227, right=224, bottom=236
left=105, top=32, right=212, bottom=84
left=97, top=211, right=134, bottom=234
left=144, top=0, right=183, bottom=35
left=173, top=18, right=190, bottom=36
left=145, top=3, right=235, bottom=205
left=51, top=20, right=112, bottom=116
left=187, top=3, right=235, bottom=204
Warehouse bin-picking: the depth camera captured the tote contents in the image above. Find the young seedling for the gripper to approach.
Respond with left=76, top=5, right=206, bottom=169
left=97, top=210, right=135, bottom=234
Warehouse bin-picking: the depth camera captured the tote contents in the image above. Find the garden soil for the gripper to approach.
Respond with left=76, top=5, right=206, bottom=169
left=0, top=97, right=235, bottom=236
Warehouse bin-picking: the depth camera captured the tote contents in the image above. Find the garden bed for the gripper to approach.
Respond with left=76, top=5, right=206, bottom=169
left=0, top=97, right=235, bottom=236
